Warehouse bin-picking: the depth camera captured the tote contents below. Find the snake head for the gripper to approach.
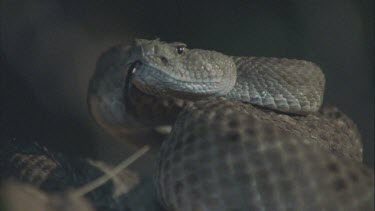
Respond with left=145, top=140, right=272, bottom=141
left=127, top=39, right=237, bottom=100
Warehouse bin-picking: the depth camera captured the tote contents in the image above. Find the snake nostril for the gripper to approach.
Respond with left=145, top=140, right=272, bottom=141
left=160, top=57, right=168, bottom=65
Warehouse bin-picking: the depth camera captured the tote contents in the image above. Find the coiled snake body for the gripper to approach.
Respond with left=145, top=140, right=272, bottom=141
left=88, top=39, right=374, bottom=210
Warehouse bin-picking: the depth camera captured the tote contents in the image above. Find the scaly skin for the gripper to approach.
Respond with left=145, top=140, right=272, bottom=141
left=87, top=39, right=374, bottom=210
left=129, top=39, right=324, bottom=114
left=156, top=100, right=373, bottom=211
left=0, top=139, right=133, bottom=210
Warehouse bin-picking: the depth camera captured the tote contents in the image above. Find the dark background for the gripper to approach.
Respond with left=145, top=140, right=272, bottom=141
left=1, top=0, right=373, bottom=169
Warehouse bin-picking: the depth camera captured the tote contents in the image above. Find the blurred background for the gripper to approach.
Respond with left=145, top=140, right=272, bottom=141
left=1, top=0, right=373, bottom=174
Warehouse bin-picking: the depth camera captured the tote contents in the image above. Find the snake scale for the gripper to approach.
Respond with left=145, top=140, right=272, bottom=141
left=0, top=139, right=135, bottom=210
left=87, top=39, right=374, bottom=211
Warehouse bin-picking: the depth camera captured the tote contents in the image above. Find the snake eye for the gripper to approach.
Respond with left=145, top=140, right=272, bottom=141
left=176, top=45, right=185, bottom=55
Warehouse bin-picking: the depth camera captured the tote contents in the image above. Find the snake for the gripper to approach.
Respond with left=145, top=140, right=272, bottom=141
left=0, top=139, right=134, bottom=210
left=87, top=39, right=374, bottom=211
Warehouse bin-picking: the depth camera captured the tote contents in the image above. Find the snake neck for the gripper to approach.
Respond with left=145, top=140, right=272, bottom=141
left=225, top=56, right=325, bottom=115
left=126, top=85, right=192, bottom=127
left=87, top=45, right=143, bottom=136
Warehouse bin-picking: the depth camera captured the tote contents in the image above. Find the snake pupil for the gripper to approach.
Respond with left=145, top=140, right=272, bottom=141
left=176, top=45, right=185, bottom=54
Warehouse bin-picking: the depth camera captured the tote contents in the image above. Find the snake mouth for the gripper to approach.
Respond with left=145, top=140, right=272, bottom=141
left=124, top=60, right=142, bottom=110
left=125, top=60, right=142, bottom=89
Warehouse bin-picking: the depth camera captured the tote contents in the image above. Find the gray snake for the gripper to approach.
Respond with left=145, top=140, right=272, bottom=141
left=87, top=39, right=374, bottom=210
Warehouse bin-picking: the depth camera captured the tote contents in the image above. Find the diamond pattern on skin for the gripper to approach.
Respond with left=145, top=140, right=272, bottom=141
left=155, top=100, right=374, bottom=211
